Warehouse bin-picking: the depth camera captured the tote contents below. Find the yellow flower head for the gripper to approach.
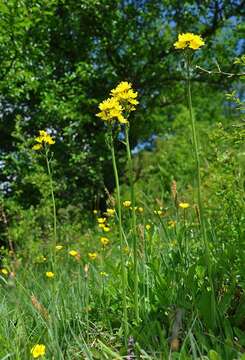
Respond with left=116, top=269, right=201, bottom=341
left=174, top=33, right=205, bottom=50
left=69, top=250, right=78, bottom=257
left=111, top=82, right=139, bottom=112
left=100, top=236, right=110, bottom=246
left=97, top=217, right=106, bottom=224
left=179, top=202, right=190, bottom=209
left=138, top=207, right=144, bottom=213
left=106, top=208, right=115, bottom=216
left=98, top=223, right=106, bottom=229
left=45, top=271, right=54, bottom=278
left=34, top=130, right=55, bottom=149
left=93, top=209, right=98, bottom=214
left=145, top=224, right=151, bottom=231
left=1, top=268, right=8, bottom=275
left=55, top=245, right=63, bottom=251
left=123, top=200, right=131, bottom=208
left=96, top=97, right=127, bottom=124
left=103, top=226, right=110, bottom=232
left=88, top=252, right=97, bottom=260
left=31, top=344, right=46, bottom=358
left=154, top=210, right=163, bottom=216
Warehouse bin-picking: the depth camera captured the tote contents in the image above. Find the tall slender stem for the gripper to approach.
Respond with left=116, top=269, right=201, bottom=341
left=186, top=54, right=216, bottom=327
left=45, top=149, right=57, bottom=247
left=109, top=130, right=128, bottom=338
left=125, top=126, right=139, bottom=323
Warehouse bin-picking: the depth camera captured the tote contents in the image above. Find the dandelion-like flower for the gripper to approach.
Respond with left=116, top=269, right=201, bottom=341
left=31, top=344, right=46, bottom=358
left=145, top=224, right=151, bottom=231
left=88, top=252, right=97, bottom=260
left=69, top=250, right=78, bottom=257
left=123, top=200, right=131, bottom=208
left=174, top=33, right=205, bottom=50
left=97, top=217, right=106, bottom=224
left=100, top=237, right=110, bottom=246
left=179, top=202, right=190, bottom=209
left=105, top=208, right=115, bottom=216
left=55, top=245, right=63, bottom=251
left=45, top=271, right=55, bottom=278
left=1, top=268, right=8, bottom=275
left=110, top=81, right=139, bottom=112
left=96, top=97, right=127, bottom=124
left=32, top=130, right=55, bottom=150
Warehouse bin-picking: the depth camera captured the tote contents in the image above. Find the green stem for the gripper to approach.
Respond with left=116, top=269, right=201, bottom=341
left=109, top=130, right=128, bottom=338
left=45, top=149, right=57, bottom=247
left=186, top=53, right=216, bottom=327
left=125, top=127, right=139, bottom=323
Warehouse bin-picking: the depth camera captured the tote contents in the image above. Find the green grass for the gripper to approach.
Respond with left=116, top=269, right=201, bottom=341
left=0, top=198, right=244, bottom=359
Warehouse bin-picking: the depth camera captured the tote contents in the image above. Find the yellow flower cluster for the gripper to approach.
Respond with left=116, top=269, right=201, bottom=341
left=96, top=81, right=138, bottom=124
left=32, top=130, right=55, bottom=150
left=174, top=33, right=205, bottom=50
left=31, top=344, right=46, bottom=358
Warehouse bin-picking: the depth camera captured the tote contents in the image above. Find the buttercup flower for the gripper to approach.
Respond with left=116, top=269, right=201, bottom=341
left=145, top=224, right=151, bottom=231
left=103, top=226, right=110, bottom=232
left=138, top=207, right=144, bottom=213
left=45, top=271, right=54, bottom=278
left=88, top=252, right=97, bottom=260
left=97, top=217, right=106, bottom=224
left=174, top=33, right=205, bottom=50
left=179, top=202, right=190, bottom=209
left=1, top=268, right=8, bottom=275
left=93, top=209, right=98, bottom=214
left=106, top=208, right=115, bottom=216
left=69, top=250, right=78, bottom=257
left=31, top=344, right=46, bottom=358
left=123, top=200, right=131, bottom=208
left=100, top=237, right=110, bottom=246
left=55, top=245, right=63, bottom=251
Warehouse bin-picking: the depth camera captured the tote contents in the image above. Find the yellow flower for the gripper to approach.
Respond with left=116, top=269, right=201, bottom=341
left=32, top=143, right=43, bottom=151
left=96, top=97, right=127, bottom=124
left=111, top=82, right=139, bottom=112
left=106, top=208, right=115, bottom=216
left=100, top=271, right=108, bottom=277
left=138, top=207, right=144, bottom=213
left=100, top=237, right=110, bottom=246
left=154, top=210, right=163, bottom=216
left=88, top=252, right=97, bottom=260
left=31, top=344, right=46, bottom=358
left=168, top=220, right=177, bottom=228
left=103, top=226, right=110, bottom=232
left=179, top=202, right=190, bottom=209
left=98, top=223, right=106, bottom=229
left=55, top=245, right=63, bottom=251
left=93, top=209, right=98, bottom=214
left=97, top=217, right=106, bottom=224
left=34, top=130, right=55, bottom=146
left=145, top=224, right=151, bottom=231
left=46, top=271, right=55, bottom=278
left=69, top=250, right=78, bottom=257
left=174, top=33, right=205, bottom=50
left=1, top=268, right=8, bottom=275
left=123, top=200, right=131, bottom=208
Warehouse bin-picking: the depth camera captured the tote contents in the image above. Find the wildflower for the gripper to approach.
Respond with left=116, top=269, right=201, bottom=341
left=100, top=271, right=108, bottom=277
left=33, top=130, right=55, bottom=150
left=145, top=224, right=151, bottom=231
left=111, top=82, right=139, bottom=112
left=103, top=226, right=110, bottom=232
left=1, top=268, right=8, bottom=275
left=98, top=223, right=106, bottom=229
left=106, top=208, right=115, bottom=216
left=93, top=209, right=98, bottom=214
left=168, top=220, right=177, bottom=228
left=123, top=200, right=131, bottom=208
left=174, top=33, right=205, bottom=50
left=97, top=217, right=106, bottom=224
left=55, top=245, right=63, bottom=251
left=88, top=252, right=97, bottom=260
left=154, top=210, right=163, bottom=216
left=100, top=237, right=110, bottom=246
left=69, top=250, right=78, bottom=257
left=138, top=207, right=144, bottom=213
left=179, top=202, right=190, bottom=209
left=96, top=97, right=127, bottom=124
left=31, top=344, right=46, bottom=358
left=45, top=271, right=54, bottom=278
